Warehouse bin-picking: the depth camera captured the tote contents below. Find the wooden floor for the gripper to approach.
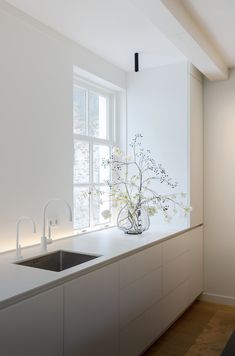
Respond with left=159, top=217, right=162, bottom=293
left=144, top=300, right=235, bottom=356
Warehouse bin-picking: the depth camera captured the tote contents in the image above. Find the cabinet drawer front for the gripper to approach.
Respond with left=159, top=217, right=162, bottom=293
left=120, top=244, right=162, bottom=288
left=64, top=263, right=119, bottom=356
left=120, top=267, right=162, bottom=329
left=188, top=227, right=203, bottom=302
left=163, top=251, right=190, bottom=296
left=120, top=301, right=162, bottom=356
left=163, top=233, right=189, bottom=264
left=162, top=280, right=189, bottom=331
left=0, top=287, right=63, bottom=356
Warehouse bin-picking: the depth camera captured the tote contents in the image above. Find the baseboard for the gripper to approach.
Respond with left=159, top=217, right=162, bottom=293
left=200, top=292, right=235, bottom=306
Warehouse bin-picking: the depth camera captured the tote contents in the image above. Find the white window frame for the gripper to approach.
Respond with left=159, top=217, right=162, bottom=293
left=73, top=75, right=116, bottom=232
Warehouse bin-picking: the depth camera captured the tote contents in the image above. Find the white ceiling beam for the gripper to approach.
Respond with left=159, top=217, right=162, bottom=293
left=130, top=0, right=228, bottom=80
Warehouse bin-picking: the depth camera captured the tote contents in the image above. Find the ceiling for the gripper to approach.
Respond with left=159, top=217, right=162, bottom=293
left=182, top=0, right=235, bottom=68
left=4, top=0, right=186, bottom=72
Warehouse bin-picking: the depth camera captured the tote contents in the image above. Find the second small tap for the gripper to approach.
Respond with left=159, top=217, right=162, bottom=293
left=41, top=198, right=73, bottom=252
left=16, top=216, right=36, bottom=260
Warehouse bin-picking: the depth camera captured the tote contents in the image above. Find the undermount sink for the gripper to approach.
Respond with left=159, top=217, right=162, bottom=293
left=15, top=250, right=100, bottom=272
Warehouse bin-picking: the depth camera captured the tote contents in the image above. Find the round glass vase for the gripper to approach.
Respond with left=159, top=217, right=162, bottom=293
left=117, top=204, right=150, bottom=235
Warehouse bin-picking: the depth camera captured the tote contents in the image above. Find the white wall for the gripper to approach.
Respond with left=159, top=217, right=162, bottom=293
left=204, top=69, right=235, bottom=302
left=127, top=63, right=188, bottom=229
left=0, top=3, right=125, bottom=252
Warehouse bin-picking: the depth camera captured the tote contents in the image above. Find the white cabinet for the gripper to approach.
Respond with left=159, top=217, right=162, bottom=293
left=163, top=232, right=189, bottom=264
left=188, top=226, right=203, bottom=303
left=0, top=226, right=203, bottom=356
left=0, top=287, right=63, bottom=356
left=119, top=227, right=203, bottom=355
left=162, top=226, right=203, bottom=332
left=163, top=233, right=190, bottom=296
left=162, top=279, right=189, bottom=330
left=64, top=263, right=119, bottom=356
left=163, top=252, right=190, bottom=296
left=120, top=301, right=162, bottom=356
left=119, top=244, right=162, bottom=288
left=119, top=244, right=162, bottom=356
left=120, top=267, right=162, bottom=329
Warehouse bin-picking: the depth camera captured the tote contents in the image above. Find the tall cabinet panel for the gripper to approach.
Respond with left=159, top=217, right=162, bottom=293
left=189, top=64, right=203, bottom=227
left=188, top=226, right=204, bottom=303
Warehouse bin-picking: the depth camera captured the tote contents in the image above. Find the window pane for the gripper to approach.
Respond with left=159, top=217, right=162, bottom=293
left=74, top=141, right=89, bottom=184
left=93, top=186, right=111, bottom=225
left=74, top=186, right=90, bottom=229
left=93, top=145, right=110, bottom=184
left=73, top=86, right=86, bottom=135
left=88, top=92, right=107, bottom=139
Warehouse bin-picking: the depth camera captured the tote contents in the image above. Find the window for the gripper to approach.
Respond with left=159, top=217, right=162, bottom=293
left=73, top=77, right=115, bottom=231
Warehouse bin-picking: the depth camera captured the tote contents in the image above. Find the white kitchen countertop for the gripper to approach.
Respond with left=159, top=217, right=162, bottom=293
left=0, top=225, right=196, bottom=309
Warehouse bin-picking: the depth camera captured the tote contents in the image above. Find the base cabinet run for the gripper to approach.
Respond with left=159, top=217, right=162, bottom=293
left=120, top=226, right=203, bottom=355
left=0, top=226, right=203, bottom=356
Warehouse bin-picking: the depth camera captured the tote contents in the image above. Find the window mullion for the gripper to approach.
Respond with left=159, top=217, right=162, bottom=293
left=74, top=134, right=113, bottom=146
left=89, top=141, right=94, bottom=228
left=109, top=144, right=113, bottom=223
left=86, top=89, right=89, bottom=136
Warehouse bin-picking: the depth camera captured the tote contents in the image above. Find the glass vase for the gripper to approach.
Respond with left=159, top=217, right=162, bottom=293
left=117, top=204, right=150, bottom=235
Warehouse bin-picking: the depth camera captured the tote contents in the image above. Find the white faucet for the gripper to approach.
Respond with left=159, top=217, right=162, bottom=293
left=41, top=198, right=73, bottom=252
left=16, top=216, right=36, bottom=260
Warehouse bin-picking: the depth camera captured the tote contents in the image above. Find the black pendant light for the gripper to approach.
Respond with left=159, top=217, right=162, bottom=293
left=134, top=52, right=139, bottom=72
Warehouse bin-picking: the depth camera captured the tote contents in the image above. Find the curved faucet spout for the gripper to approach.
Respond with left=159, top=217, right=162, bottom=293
left=16, top=216, right=37, bottom=260
left=41, top=198, right=73, bottom=252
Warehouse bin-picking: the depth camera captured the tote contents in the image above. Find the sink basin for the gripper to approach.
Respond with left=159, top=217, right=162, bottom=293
left=15, top=250, right=100, bottom=272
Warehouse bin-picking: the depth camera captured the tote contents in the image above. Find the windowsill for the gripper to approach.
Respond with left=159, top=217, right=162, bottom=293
left=73, top=223, right=116, bottom=236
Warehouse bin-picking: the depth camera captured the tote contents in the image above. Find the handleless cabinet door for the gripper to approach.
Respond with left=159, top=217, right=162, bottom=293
left=120, top=267, right=162, bottom=329
left=120, top=244, right=162, bottom=289
left=162, top=279, right=189, bottom=331
left=120, top=301, right=162, bottom=356
left=188, top=226, right=203, bottom=303
left=119, top=244, right=163, bottom=355
left=64, top=263, right=119, bottom=356
left=0, top=287, right=63, bottom=356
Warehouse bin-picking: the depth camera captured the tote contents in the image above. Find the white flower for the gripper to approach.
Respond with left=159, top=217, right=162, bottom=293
left=124, top=155, right=133, bottom=162
left=173, top=208, right=178, bottom=215
left=184, top=206, right=193, bottom=214
left=101, top=209, right=112, bottom=219
left=112, top=146, right=122, bottom=157
left=164, top=214, right=172, bottom=223
left=147, top=206, right=157, bottom=216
